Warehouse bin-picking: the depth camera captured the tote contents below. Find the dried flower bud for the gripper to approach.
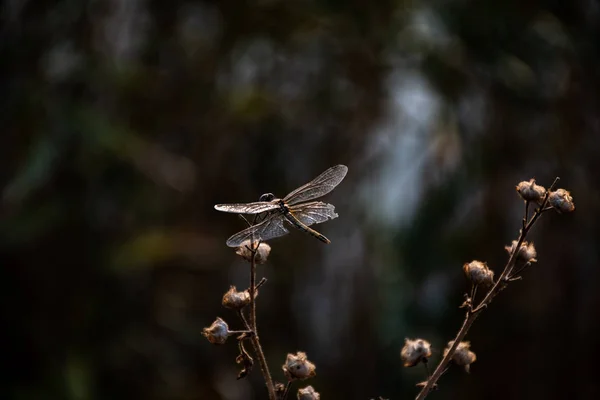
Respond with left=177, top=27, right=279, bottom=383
left=505, top=240, right=537, bottom=263
left=444, top=341, right=477, bottom=373
left=222, top=286, right=255, bottom=310
left=282, top=352, right=316, bottom=381
left=516, top=179, right=546, bottom=203
left=236, top=240, right=272, bottom=264
left=548, top=189, right=575, bottom=213
left=463, top=260, right=494, bottom=286
left=202, top=317, right=229, bottom=345
left=297, top=386, right=320, bottom=400
left=401, top=338, right=432, bottom=367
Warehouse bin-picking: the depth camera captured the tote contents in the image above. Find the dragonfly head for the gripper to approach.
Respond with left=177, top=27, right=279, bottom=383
left=259, top=192, right=275, bottom=202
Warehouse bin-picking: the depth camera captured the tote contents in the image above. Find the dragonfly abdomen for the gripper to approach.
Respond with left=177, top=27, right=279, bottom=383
left=283, top=210, right=331, bottom=244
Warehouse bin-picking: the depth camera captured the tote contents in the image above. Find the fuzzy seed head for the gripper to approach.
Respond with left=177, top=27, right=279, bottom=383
left=516, top=179, right=546, bottom=203
left=401, top=338, right=432, bottom=367
left=297, top=386, right=320, bottom=400
left=463, top=260, right=494, bottom=286
left=283, top=352, right=316, bottom=381
left=202, top=317, right=229, bottom=345
left=548, top=189, right=575, bottom=213
left=444, top=341, right=477, bottom=372
left=236, top=240, right=272, bottom=264
left=505, top=240, right=537, bottom=263
left=222, top=286, right=254, bottom=310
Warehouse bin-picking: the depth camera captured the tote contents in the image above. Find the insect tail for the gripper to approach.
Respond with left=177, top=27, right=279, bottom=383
left=285, top=213, right=331, bottom=244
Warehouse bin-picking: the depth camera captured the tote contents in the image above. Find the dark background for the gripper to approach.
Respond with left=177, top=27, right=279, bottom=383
left=1, top=0, right=599, bottom=399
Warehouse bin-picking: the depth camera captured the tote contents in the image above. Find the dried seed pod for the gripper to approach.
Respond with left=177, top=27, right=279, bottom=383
left=505, top=240, right=537, bottom=263
left=202, top=317, right=229, bottom=345
left=222, top=286, right=254, bottom=310
left=463, top=260, right=494, bottom=286
left=236, top=240, right=272, bottom=264
left=444, top=341, right=477, bottom=372
left=548, top=189, right=575, bottom=213
left=401, top=338, right=432, bottom=367
left=516, top=179, right=546, bottom=203
left=297, top=385, right=321, bottom=400
left=282, top=352, right=316, bottom=381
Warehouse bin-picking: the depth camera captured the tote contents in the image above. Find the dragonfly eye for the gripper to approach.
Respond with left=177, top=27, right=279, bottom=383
left=259, top=193, right=275, bottom=202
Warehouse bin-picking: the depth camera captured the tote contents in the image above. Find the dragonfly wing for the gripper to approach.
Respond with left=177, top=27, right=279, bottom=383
left=215, top=201, right=280, bottom=214
left=225, top=215, right=290, bottom=247
left=283, top=165, right=348, bottom=205
left=289, top=201, right=338, bottom=226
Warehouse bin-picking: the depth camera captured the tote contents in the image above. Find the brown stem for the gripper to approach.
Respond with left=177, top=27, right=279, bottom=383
left=508, top=261, right=533, bottom=280
left=228, top=330, right=253, bottom=336
left=249, top=240, right=257, bottom=330
left=415, top=309, right=480, bottom=400
left=415, top=178, right=559, bottom=400
left=281, top=381, right=293, bottom=400
left=248, top=238, right=276, bottom=400
left=423, top=360, right=431, bottom=380
left=237, top=310, right=251, bottom=331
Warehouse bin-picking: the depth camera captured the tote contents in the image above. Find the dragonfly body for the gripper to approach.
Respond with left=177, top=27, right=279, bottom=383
left=255, top=193, right=331, bottom=244
left=276, top=198, right=331, bottom=244
left=215, top=165, right=347, bottom=247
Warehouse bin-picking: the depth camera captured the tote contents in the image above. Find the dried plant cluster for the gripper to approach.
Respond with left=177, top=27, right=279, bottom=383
left=205, top=176, right=574, bottom=399
left=404, top=178, right=574, bottom=399
left=203, top=238, right=319, bottom=400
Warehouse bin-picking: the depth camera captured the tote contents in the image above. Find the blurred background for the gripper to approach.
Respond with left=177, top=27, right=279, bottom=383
left=1, top=0, right=599, bottom=399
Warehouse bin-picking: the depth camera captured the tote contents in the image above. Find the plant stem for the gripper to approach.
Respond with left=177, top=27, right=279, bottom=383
left=248, top=239, right=276, bottom=400
left=228, top=330, right=253, bottom=336
left=281, top=381, right=292, bottom=400
left=415, top=178, right=559, bottom=400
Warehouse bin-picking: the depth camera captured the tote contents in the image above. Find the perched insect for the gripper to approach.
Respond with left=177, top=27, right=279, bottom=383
left=215, top=165, right=348, bottom=247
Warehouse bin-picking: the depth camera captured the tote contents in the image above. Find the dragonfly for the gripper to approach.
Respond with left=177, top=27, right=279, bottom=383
left=214, top=164, right=348, bottom=247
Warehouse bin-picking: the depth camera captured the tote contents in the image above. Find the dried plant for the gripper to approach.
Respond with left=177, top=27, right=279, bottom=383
left=205, top=172, right=574, bottom=400
left=205, top=237, right=307, bottom=399
left=205, top=165, right=348, bottom=399
left=407, top=177, right=575, bottom=399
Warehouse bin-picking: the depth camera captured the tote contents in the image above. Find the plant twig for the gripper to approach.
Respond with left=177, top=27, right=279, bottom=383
left=507, top=261, right=532, bottom=280
left=247, top=238, right=276, bottom=400
left=281, top=381, right=293, bottom=400
left=415, top=177, right=560, bottom=400
left=228, top=330, right=253, bottom=336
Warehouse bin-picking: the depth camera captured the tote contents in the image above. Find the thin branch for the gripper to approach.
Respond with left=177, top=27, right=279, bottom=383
left=507, top=261, right=534, bottom=280
left=415, top=177, right=560, bottom=400
left=247, top=238, right=276, bottom=400
left=255, top=277, right=267, bottom=291
left=249, top=239, right=259, bottom=329
left=237, top=310, right=251, bottom=331
left=522, top=201, right=529, bottom=231
left=234, top=244, right=276, bottom=399
left=281, top=381, right=293, bottom=400
left=228, top=330, right=253, bottom=336
left=470, top=284, right=478, bottom=307
left=414, top=309, right=479, bottom=400
left=423, top=360, right=431, bottom=380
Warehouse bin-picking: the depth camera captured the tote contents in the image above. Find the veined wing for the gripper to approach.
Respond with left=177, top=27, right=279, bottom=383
left=288, top=201, right=338, bottom=226
left=225, top=214, right=290, bottom=247
left=283, top=164, right=348, bottom=205
left=214, top=201, right=280, bottom=214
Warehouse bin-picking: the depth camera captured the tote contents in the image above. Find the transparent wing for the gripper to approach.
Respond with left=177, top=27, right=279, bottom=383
left=214, top=202, right=280, bottom=214
left=283, top=164, right=348, bottom=205
left=225, top=215, right=290, bottom=247
left=288, top=201, right=338, bottom=226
